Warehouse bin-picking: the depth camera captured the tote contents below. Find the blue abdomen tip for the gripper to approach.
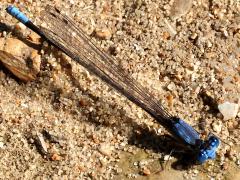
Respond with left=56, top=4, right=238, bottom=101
left=6, top=5, right=29, bottom=24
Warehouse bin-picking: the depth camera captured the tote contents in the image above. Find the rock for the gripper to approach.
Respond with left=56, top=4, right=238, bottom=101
left=166, top=94, right=174, bottom=108
left=212, top=121, right=223, bottom=133
left=190, top=32, right=198, bottom=40
left=35, top=132, right=48, bottom=154
left=221, top=163, right=228, bottom=170
left=167, top=82, right=176, bottom=91
left=162, top=31, right=171, bottom=40
left=51, top=153, right=61, bottom=161
left=133, top=162, right=138, bottom=166
left=170, top=0, right=193, bottom=19
left=0, top=142, right=4, bottom=149
left=95, top=29, right=112, bottom=39
left=218, top=102, right=239, bottom=120
left=0, top=38, right=41, bottom=82
left=99, top=143, right=113, bottom=156
left=193, top=169, right=199, bottom=174
left=164, top=155, right=172, bottom=161
left=142, top=167, right=151, bottom=176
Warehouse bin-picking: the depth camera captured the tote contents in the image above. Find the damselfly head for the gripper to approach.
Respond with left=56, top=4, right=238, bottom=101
left=196, top=135, right=220, bottom=164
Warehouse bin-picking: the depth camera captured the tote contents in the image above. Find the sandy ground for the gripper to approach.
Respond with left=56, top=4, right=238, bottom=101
left=0, top=0, right=240, bottom=179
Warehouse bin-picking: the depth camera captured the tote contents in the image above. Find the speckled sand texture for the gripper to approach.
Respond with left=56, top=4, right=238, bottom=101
left=0, top=0, right=239, bottom=179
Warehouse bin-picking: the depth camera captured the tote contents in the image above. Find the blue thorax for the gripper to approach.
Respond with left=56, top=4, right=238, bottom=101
left=172, top=118, right=220, bottom=164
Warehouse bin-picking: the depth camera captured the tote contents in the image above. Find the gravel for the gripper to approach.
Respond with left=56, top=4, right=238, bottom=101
left=0, top=0, right=239, bottom=179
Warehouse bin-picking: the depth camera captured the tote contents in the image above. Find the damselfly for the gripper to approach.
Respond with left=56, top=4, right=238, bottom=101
left=6, top=5, right=220, bottom=164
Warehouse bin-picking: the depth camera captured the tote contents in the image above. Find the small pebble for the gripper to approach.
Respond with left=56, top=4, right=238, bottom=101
left=170, top=0, right=193, bottom=19
left=190, top=33, right=198, bottom=40
left=133, top=162, right=138, bottom=166
left=193, top=169, right=199, bottom=174
left=95, top=29, right=112, bottom=39
left=0, top=38, right=41, bottom=81
left=0, top=142, right=4, bottom=149
left=236, top=160, right=240, bottom=166
left=166, top=94, right=174, bottom=108
left=36, top=132, right=48, bottom=153
left=164, top=155, right=172, bottom=161
left=51, top=153, right=61, bottom=161
left=221, top=163, right=228, bottom=170
left=167, top=82, right=176, bottom=91
left=162, top=31, right=171, bottom=40
left=99, top=143, right=113, bottom=156
left=212, top=121, right=223, bottom=133
left=79, top=99, right=89, bottom=107
left=142, top=167, right=151, bottom=176
left=218, top=102, right=239, bottom=120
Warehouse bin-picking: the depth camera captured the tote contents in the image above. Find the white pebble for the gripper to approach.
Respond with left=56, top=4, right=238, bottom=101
left=164, top=155, right=172, bottom=161
left=212, top=121, right=222, bottom=133
left=218, top=102, right=239, bottom=120
left=99, top=143, right=113, bottom=156
left=133, top=162, right=138, bottom=166
left=193, top=169, right=199, bottom=174
left=0, top=142, right=4, bottom=148
left=167, top=82, right=176, bottom=91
